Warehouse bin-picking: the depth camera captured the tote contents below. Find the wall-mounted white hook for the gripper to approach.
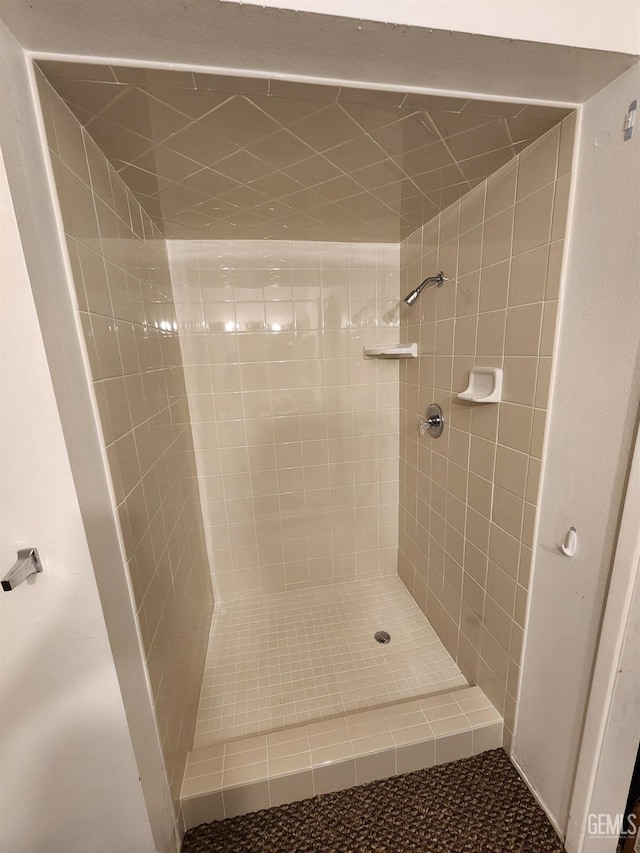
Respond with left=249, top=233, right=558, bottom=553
left=560, top=527, right=578, bottom=557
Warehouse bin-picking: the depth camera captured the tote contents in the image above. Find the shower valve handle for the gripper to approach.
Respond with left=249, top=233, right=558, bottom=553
left=419, top=404, right=445, bottom=438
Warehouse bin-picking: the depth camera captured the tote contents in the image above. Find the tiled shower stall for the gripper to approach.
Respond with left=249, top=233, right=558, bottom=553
left=33, top=61, right=574, bottom=828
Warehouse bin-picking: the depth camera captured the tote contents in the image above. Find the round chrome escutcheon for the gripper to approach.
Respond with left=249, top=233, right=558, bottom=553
left=419, top=403, right=444, bottom=438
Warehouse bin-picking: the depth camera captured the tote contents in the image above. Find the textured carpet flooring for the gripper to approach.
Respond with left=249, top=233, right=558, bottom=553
left=182, top=748, right=565, bottom=852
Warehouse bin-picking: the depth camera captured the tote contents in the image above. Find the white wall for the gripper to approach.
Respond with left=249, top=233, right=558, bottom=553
left=0, top=149, right=155, bottom=853
left=0, top=20, right=178, bottom=853
left=514, top=62, right=640, bottom=833
left=0, top=0, right=634, bottom=104
left=566, top=424, right=640, bottom=852
left=220, top=0, right=640, bottom=55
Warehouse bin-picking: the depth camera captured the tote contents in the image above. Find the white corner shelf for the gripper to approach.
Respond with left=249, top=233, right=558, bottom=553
left=457, top=367, right=503, bottom=403
left=363, top=343, right=417, bottom=359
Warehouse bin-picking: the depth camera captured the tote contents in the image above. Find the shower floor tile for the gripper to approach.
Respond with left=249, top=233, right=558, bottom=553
left=193, top=576, right=467, bottom=748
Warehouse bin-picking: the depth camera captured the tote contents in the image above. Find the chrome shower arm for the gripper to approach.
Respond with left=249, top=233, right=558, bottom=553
left=417, top=272, right=447, bottom=292
left=403, top=271, right=448, bottom=306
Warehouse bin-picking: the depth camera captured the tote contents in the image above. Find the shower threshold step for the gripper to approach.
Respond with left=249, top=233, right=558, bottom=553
left=180, top=685, right=502, bottom=829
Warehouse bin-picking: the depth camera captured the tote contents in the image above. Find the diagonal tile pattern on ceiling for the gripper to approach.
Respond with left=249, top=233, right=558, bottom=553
left=39, top=61, right=572, bottom=242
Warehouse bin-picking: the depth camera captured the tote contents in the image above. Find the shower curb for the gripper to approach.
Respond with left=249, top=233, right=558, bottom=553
left=180, top=685, right=502, bottom=828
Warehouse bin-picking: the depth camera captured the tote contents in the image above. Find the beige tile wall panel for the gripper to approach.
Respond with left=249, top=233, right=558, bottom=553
left=168, top=238, right=401, bottom=599
left=397, top=114, right=575, bottom=747
left=36, top=70, right=215, bottom=805
left=39, top=59, right=570, bottom=243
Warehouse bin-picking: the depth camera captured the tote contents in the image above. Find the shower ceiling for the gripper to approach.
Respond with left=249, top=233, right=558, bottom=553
left=39, top=61, right=571, bottom=242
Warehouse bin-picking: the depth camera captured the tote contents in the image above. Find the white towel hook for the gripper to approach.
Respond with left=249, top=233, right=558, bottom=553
left=561, top=527, right=578, bottom=558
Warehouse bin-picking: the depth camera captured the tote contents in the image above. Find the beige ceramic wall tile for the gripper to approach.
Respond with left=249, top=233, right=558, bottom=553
left=515, top=126, right=560, bottom=202
left=512, top=184, right=554, bottom=256
left=509, top=245, right=549, bottom=306
left=484, top=159, right=517, bottom=220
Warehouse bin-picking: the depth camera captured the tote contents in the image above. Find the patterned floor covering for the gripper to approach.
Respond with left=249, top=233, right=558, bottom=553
left=182, top=748, right=565, bottom=852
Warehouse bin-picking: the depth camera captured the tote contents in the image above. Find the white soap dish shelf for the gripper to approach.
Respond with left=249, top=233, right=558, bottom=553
left=363, top=343, right=417, bottom=359
left=458, top=367, right=503, bottom=403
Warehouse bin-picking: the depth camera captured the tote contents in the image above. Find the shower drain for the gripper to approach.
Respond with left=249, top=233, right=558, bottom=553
left=374, top=630, right=391, bottom=645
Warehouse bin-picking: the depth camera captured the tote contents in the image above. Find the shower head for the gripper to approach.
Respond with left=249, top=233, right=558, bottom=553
left=403, top=272, right=448, bottom=306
